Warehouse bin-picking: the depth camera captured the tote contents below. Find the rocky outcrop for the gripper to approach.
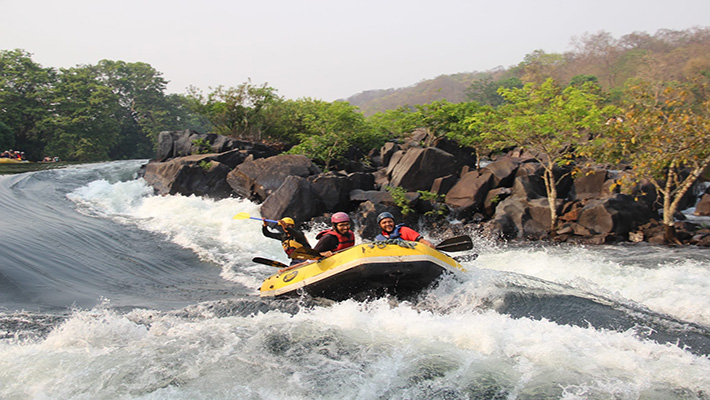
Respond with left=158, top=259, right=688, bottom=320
left=156, top=129, right=276, bottom=162
left=141, top=130, right=709, bottom=246
left=388, top=147, right=458, bottom=192
left=225, top=154, right=321, bottom=202
left=143, top=152, right=242, bottom=199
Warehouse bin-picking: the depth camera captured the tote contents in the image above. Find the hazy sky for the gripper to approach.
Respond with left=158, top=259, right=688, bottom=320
left=2, top=0, right=709, bottom=101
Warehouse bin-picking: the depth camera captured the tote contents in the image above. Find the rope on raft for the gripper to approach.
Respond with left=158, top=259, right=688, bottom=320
left=368, top=239, right=417, bottom=250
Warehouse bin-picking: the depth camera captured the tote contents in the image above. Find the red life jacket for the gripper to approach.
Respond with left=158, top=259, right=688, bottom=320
left=316, top=229, right=355, bottom=252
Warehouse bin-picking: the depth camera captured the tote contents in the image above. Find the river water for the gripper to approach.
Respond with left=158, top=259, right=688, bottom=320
left=0, top=160, right=709, bottom=399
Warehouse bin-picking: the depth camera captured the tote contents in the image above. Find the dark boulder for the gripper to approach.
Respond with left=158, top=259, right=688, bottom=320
left=226, top=154, right=320, bottom=202
left=142, top=154, right=235, bottom=199
left=572, top=168, right=611, bottom=200
left=445, top=170, right=495, bottom=216
left=481, top=157, right=520, bottom=188
left=694, top=193, right=710, bottom=216
left=575, top=194, right=654, bottom=237
left=260, top=176, right=322, bottom=224
left=309, top=173, right=354, bottom=212
left=388, top=147, right=458, bottom=192
left=156, top=130, right=276, bottom=162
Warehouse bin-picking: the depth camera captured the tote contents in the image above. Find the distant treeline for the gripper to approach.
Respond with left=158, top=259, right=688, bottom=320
left=347, top=27, right=710, bottom=115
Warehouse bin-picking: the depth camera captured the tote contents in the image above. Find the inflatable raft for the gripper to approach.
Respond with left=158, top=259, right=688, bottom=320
left=259, top=239, right=468, bottom=301
left=0, top=158, right=29, bottom=164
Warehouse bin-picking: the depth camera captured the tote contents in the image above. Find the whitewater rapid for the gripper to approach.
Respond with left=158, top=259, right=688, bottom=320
left=1, top=160, right=709, bottom=399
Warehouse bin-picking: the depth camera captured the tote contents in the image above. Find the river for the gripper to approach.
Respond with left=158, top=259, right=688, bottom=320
left=1, top=160, right=709, bottom=399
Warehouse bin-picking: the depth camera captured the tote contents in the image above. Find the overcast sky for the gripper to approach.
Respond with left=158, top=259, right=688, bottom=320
left=2, top=0, right=709, bottom=101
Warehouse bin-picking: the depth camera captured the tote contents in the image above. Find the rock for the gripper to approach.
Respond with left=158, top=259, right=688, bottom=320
left=511, top=173, right=547, bottom=200
left=260, top=176, right=322, bottom=224
left=572, top=168, right=610, bottom=199
left=349, top=189, right=396, bottom=206
left=483, top=187, right=512, bottom=217
left=142, top=154, right=239, bottom=199
left=429, top=136, right=477, bottom=173
left=226, top=154, right=320, bottom=202
left=481, top=156, right=520, bottom=188
left=309, top=173, right=354, bottom=212
left=576, top=194, right=654, bottom=237
left=445, top=170, right=495, bottom=214
left=380, top=142, right=400, bottom=168
left=430, top=174, right=458, bottom=196
left=388, top=147, right=458, bottom=192
left=156, top=130, right=276, bottom=162
left=695, top=193, right=710, bottom=216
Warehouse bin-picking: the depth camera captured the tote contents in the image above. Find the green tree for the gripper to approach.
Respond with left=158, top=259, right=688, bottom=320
left=0, top=49, right=55, bottom=159
left=41, top=66, right=120, bottom=161
left=287, top=99, right=386, bottom=170
left=465, top=76, right=523, bottom=106
left=95, top=60, right=194, bottom=159
left=591, top=78, right=710, bottom=242
left=187, top=80, right=281, bottom=141
left=367, top=105, right=422, bottom=139
left=481, top=79, right=615, bottom=231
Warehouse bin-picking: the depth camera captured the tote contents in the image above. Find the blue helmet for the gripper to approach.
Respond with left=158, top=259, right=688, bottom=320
left=377, top=212, right=394, bottom=224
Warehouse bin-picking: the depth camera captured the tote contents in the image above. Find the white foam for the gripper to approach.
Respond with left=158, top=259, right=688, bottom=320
left=478, top=245, right=710, bottom=327
left=1, top=301, right=708, bottom=399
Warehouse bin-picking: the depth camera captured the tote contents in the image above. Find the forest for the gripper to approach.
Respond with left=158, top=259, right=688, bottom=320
left=1, top=27, right=709, bottom=229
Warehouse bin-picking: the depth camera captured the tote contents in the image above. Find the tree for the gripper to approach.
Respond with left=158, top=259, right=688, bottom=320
left=41, top=66, right=120, bottom=161
left=287, top=99, right=386, bottom=170
left=465, top=76, right=523, bottom=106
left=480, top=79, right=615, bottom=231
left=0, top=49, right=55, bottom=159
left=187, top=80, right=281, bottom=141
left=591, top=78, right=710, bottom=242
left=95, top=60, right=195, bottom=159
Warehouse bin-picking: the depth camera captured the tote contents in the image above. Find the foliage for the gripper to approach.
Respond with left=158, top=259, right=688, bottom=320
left=0, top=50, right=199, bottom=161
left=367, top=105, right=422, bottom=139
left=368, top=100, right=485, bottom=159
left=192, top=138, right=212, bottom=154
left=465, top=76, right=523, bottom=106
left=198, top=160, right=213, bottom=171
left=95, top=60, right=198, bottom=159
left=385, top=186, right=414, bottom=215
left=588, top=77, right=710, bottom=232
left=480, top=78, right=616, bottom=229
left=286, top=99, right=387, bottom=170
left=348, top=27, right=710, bottom=115
left=40, top=66, right=120, bottom=161
left=186, top=80, right=281, bottom=141
left=0, top=49, right=55, bottom=159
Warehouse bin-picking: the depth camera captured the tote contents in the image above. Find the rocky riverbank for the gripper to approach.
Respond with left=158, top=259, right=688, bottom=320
left=140, top=129, right=710, bottom=247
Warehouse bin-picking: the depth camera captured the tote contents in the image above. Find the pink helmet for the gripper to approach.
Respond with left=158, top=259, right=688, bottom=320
left=331, top=212, right=350, bottom=224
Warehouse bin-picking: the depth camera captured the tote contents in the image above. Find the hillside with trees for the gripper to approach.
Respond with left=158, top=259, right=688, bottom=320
left=346, top=27, right=710, bottom=115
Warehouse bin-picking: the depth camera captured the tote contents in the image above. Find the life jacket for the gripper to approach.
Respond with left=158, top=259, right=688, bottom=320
left=316, top=228, right=355, bottom=252
left=282, top=236, right=305, bottom=256
left=375, top=223, right=405, bottom=241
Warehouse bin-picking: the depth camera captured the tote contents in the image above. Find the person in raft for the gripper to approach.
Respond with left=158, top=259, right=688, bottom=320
left=262, top=217, right=312, bottom=265
left=375, top=211, right=435, bottom=248
left=313, top=212, right=355, bottom=257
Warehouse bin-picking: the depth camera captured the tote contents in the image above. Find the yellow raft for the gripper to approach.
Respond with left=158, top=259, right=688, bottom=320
left=259, top=240, right=466, bottom=301
left=0, top=158, right=29, bottom=164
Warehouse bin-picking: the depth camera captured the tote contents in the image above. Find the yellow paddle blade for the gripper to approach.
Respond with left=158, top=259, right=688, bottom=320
left=232, top=212, right=251, bottom=220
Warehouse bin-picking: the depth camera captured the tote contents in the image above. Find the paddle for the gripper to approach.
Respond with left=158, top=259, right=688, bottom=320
left=252, top=257, right=289, bottom=268
left=233, top=212, right=278, bottom=223
left=435, top=235, right=473, bottom=252
left=290, top=247, right=323, bottom=260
